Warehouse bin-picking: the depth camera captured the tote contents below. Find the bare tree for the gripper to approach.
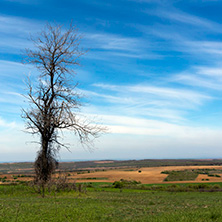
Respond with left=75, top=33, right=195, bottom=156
left=22, top=23, right=104, bottom=196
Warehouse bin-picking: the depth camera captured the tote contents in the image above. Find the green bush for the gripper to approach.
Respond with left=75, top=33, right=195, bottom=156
left=113, top=179, right=141, bottom=188
left=198, top=184, right=210, bottom=189
left=208, top=174, right=215, bottom=177
left=113, top=181, right=124, bottom=188
left=212, top=184, right=221, bottom=189
left=161, top=171, right=170, bottom=174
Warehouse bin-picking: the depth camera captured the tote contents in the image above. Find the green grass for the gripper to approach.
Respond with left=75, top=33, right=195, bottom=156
left=1, top=184, right=222, bottom=221
left=163, top=170, right=198, bottom=181
left=162, top=169, right=222, bottom=182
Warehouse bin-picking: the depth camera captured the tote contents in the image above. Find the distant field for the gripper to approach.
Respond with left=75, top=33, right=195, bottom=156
left=2, top=165, right=222, bottom=184
left=1, top=158, right=222, bottom=174
left=64, top=166, right=222, bottom=184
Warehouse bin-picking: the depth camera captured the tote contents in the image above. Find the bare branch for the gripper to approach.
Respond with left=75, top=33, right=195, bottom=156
left=22, top=22, right=106, bottom=187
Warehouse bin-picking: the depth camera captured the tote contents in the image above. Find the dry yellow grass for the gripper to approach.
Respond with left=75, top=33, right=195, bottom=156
left=2, top=165, right=222, bottom=184
left=68, top=165, right=222, bottom=184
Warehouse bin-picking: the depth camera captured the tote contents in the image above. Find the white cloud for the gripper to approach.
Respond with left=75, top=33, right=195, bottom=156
left=78, top=80, right=213, bottom=126
left=93, top=83, right=211, bottom=106
left=86, top=33, right=140, bottom=51
left=0, top=60, right=29, bottom=77
left=172, top=65, right=222, bottom=91
left=188, top=41, right=222, bottom=55
left=196, top=66, right=222, bottom=77
left=99, top=114, right=222, bottom=138
left=138, top=6, right=222, bottom=64
left=173, top=73, right=222, bottom=91
left=1, top=114, right=222, bottom=161
left=0, top=117, right=17, bottom=129
left=83, top=32, right=161, bottom=60
left=0, top=15, right=38, bottom=35
left=154, top=9, right=221, bottom=31
left=0, top=15, right=42, bottom=53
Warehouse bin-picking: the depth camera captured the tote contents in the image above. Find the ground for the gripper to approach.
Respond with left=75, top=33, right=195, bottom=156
left=1, top=184, right=222, bottom=221
left=2, top=165, right=222, bottom=184
left=1, top=163, right=222, bottom=221
left=59, top=165, right=222, bottom=184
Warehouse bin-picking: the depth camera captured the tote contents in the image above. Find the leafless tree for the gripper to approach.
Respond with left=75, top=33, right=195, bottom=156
left=22, top=23, right=105, bottom=196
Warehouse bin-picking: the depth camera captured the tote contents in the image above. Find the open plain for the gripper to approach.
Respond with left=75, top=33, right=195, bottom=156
left=2, top=160, right=222, bottom=221
left=2, top=163, right=222, bottom=184
left=66, top=165, right=222, bottom=183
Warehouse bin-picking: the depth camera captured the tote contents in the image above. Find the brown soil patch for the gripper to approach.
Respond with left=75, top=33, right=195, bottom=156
left=2, top=165, right=222, bottom=184
left=196, top=174, right=222, bottom=182
left=0, top=174, right=33, bottom=182
left=68, top=165, right=222, bottom=184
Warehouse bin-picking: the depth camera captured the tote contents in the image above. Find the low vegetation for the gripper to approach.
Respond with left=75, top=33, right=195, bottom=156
left=1, top=183, right=222, bottom=221
left=104, top=179, right=222, bottom=192
left=113, top=179, right=141, bottom=188
left=1, top=162, right=222, bottom=220
left=162, top=170, right=199, bottom=181
left=162, top=169, right=222, bottom=182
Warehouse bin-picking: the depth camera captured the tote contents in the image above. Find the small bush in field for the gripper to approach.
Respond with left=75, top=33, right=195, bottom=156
left=113, top=179, right=141, bottom=188
left=212, top=184, right=221, bottom=189
left=113, top=181, right=124, bottom=188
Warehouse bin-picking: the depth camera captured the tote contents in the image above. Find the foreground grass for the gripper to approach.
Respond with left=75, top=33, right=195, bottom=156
left=1, top=184, right=222, bottom=221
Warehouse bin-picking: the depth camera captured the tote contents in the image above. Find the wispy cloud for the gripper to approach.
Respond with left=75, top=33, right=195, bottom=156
left=187, top=41, right=222, bottom=55
left=93, top=83, right=211, bottom=106
left=137, top=5, right=222, bottom=65
left=196, top=66, right=222, bottom=77
left=99, top=114, right=221, bottom=137
left=147, top=8, right=222, bottom=32
left=0, top=15, right=42, bottom=53
left=86, top=33, right=140, bottom=51
left=172, top=66, right=222, bottom=91
left=0, top=60, right=29, bottom=77
left=79, top=82, right=213, bottom=124
left=0, top=15, right=38, bottom=34
left=173, top=74, right=222, bottom=91
left=84, top=32, right=160, bottom=60
left=2, top=0, right=222, bottom=160
left=139, top=25, right=222, bottom=65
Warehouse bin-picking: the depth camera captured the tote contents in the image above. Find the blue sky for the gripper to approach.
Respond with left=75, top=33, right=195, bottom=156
left=1, top=0, right=222, bottom=162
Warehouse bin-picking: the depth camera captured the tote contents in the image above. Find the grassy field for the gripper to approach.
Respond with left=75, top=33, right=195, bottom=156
left=1, top=184, right=222, bottom=221
left=1, top=162, right=222, bottom=221
left=162, top=170, right=199, bottom=181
